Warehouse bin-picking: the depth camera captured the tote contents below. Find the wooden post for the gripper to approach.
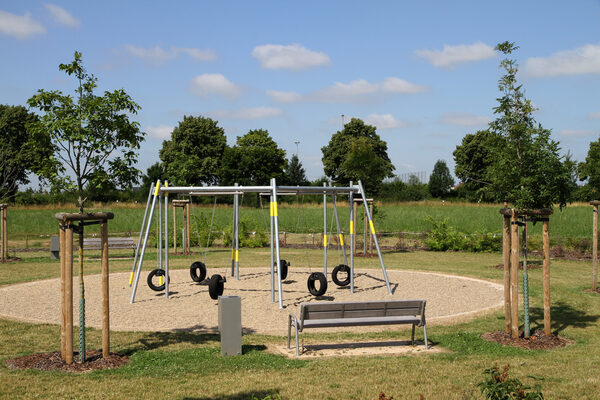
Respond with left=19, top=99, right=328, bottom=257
left=0, top=205, right=6, bottom=261
left=543, top=219, right=551, bottom=336
left=363, top=203, right=368, bottom=255
left=64, top=225, right=73, bottom=364
left=503, top=214, right=512, bottom=333
left=593, top=203, right=598, bottom=291
left=101, top=220, right=110, bottom=358
left=510, top=212, right=519, bottom=339
left=173, top=205, right=177, bottom=253
left=59, top=224, right=66, bottom=360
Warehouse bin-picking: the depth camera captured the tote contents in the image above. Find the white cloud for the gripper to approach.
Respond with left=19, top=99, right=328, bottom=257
left=589, top=111, right=600, bottom=119
left=209, top=107, right=283, bottom=120
left=313, top=77, right=426, bottom=103
left=125, top=45, right=216, bottom=64
left=440, top=112, right=492, bottom=126
left=0, top=10, right=45, bottom=39
left=145, top=125, right=174, bottom=139
left=525, top=44, right=600, bottom=77
left=364, top=114, right=407, bottom=130
left=190, top=73, right=241, bottom=98
left=252, top=44, right=331, bottom=70
left=266, top=90, right=303, bottom=103
left=560, top=129, right=595, bottom=137
left=415, top=41, right=496, bottom=68
left=44, top=3, right=80, bottom=28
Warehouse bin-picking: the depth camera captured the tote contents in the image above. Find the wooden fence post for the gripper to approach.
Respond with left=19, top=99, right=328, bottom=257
left=101, top=220, right=110, bottom=357
left=510, top=212, right=519, bottom=339
left=503, top=214, right=512, bottom=333
left=543, top=219, right=551, bottom=336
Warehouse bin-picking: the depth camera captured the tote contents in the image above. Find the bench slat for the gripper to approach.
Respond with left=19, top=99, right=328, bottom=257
left=303, top=316, right=420, bottom=329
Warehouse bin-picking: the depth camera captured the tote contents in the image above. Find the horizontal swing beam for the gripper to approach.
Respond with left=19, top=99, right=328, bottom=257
left=160, top=185, right=359, bottom=196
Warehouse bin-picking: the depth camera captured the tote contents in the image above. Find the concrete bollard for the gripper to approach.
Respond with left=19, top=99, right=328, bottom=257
left=218, top=295, right=242, bottom=356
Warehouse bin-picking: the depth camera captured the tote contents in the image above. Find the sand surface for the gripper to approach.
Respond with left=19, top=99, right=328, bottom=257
left=0, top=267, right=503, bottom=336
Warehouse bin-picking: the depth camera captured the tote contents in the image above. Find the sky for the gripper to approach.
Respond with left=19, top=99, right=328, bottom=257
left=1, top=0, right=600, bottom=183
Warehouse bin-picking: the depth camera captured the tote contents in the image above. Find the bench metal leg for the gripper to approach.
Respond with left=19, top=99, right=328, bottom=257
left=411, top=324, right=415, bottom=346
left=288, top=314, right=300, bottom=356
left=423, top=324, right=428, bottom=350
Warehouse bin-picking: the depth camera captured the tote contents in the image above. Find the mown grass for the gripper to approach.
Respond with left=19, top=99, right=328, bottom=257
left=1, top=247, right=599, bottom=399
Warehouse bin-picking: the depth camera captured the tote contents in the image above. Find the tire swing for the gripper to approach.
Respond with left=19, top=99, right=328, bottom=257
left=274, top=259, right=289, bottom=280
left=147, top=268, right=169, bottom=292
left=208, top=274, right=225, bottom=300
left=307, top=272, right=327, bottom=296
left=189, top=261, right=207, bottom=282
left=332, top=264, right=351, bottom=287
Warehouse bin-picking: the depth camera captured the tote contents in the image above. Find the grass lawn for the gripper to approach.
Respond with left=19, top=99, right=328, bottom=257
left=0, top=246, right=599, bottom=399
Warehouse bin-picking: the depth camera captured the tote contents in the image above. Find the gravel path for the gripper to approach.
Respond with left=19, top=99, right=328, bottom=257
left=0, top=267, right=503, bottom=336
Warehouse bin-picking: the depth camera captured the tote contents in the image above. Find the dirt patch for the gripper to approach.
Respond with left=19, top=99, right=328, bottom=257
left=4, top=350, right=129, bottom=372
left=481, top=330, right=572, bottom=350
left=492, top=261, right=543, bottom=270
left=583, top=287, right=600, bottom=295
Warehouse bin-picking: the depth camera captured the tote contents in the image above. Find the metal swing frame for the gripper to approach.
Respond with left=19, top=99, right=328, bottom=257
left=129, top=179, right=391, bottom=308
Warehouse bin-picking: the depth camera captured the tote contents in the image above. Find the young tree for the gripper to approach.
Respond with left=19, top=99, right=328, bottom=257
left=284, top=154, right=309, bottom=186
left=27, top=51, right=144, bottom=361
left=428, top=160, right=454, bottom=198
left=220, top=129, right=286, bottom=186
left=159, top=116, right=227, bottom=186
left=0, top=104, right=52, bottom=202
left=321, top=118, right=394, bottom=195
left=485, top=42, right=573, bottom=209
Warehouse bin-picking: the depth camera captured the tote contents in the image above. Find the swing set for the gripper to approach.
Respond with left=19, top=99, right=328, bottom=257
left=129, top=178, right=391, bottom=309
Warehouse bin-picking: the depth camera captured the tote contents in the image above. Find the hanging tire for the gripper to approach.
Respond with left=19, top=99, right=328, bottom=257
left=189, top=261, right=207, bottom=282
left=307, top=272, right=327, bottom=296
left=147, top=268, right=168, bottom=292
left=273, top=259, right=289, bottom=280
left=208, top=274, right=225, bottom=300
left=332, top=264, right=351, bottom=287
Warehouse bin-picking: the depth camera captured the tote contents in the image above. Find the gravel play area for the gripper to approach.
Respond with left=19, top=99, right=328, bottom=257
left=0, top=267, right=503, bottom=336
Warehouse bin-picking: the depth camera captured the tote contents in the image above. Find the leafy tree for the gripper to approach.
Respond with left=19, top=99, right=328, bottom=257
left=27, top=51, right=144, bottom=362
left=0, top=105, right=52, bottom=202
left=141, top=162, right=164, bottom=192
left=484, top=42, right=574, bottom=209
left=27, top=51, right=144, bottom=211
left=428, top=160, right=455, bottom=198
left=321, top=118, right=395, bottom=195
left=220, top=129, right=286, bottom=186
left=578, top=138, right=600, bottom=198
left=159, top=116, right=227, bottom=186
left=284, top=154, right=308, bottom=186
left=453, top=130, right=498, bottom=202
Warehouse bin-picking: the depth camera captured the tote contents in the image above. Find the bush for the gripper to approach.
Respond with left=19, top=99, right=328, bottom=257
left=478, top=364, right=544, bottom=399
left=424, top=216, right=501, bottom=252
left=223, top=217, right=269, bottom=248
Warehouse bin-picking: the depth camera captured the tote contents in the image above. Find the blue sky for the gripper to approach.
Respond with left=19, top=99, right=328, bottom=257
left=1, top=1, right=599, bottom=182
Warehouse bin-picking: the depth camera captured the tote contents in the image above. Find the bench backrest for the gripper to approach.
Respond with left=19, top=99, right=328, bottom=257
left=300, top=300, right=426, bottom=322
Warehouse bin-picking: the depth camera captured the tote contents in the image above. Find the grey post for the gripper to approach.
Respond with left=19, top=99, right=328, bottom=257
left=271, top=178, right=284, bottom=308
left=323, top=182, right=327, bottom=275
left=130, top=180, right=160, bottom=303
left=235, top=185, right=240, bottom=280
left=130, top=187, right=153, bottom=286
left=231, top=183, right=237, bottom=277
left=270, top=194, right=275, bottom=302
left=164, top=181, right=170, bottom=299
left=357, top=180, right=391, bottom=294
left=218, top=296, right=242, bottom=356
left=349, top=181, right=355, bottom=293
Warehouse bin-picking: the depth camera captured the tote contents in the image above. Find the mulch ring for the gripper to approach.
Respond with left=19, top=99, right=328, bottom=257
left=492, top=261, right=543, bottom=270
left=481, top=330, right=572, bottom=350
left=583, top=287, right=600, bottom=295
left=4, top=350, right=129, bottom=373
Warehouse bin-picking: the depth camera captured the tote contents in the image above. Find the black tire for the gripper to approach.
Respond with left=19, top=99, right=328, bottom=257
left=307, top=272, right=327, bottom=296
left=273, top=259, right=289, bottom=280
left=332, top=264, right=351, bottom=287
left=147, top=268, right=168, bottom=292
left=208, top=274, right=225, bottom=300
left=189, top=261, right=207, bottom=282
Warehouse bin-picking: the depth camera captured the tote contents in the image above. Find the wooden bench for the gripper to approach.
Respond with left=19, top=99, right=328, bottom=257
left=50, top=236, right=136, bottom=259
left=287, top=300, right=428, bottom=356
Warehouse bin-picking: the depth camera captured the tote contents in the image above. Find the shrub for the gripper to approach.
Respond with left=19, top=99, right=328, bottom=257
left=223, top=217, right=269, bottom=248
left=424, top=216, right=466, bottom=251
left=478, top=364, right=544, bottom=400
